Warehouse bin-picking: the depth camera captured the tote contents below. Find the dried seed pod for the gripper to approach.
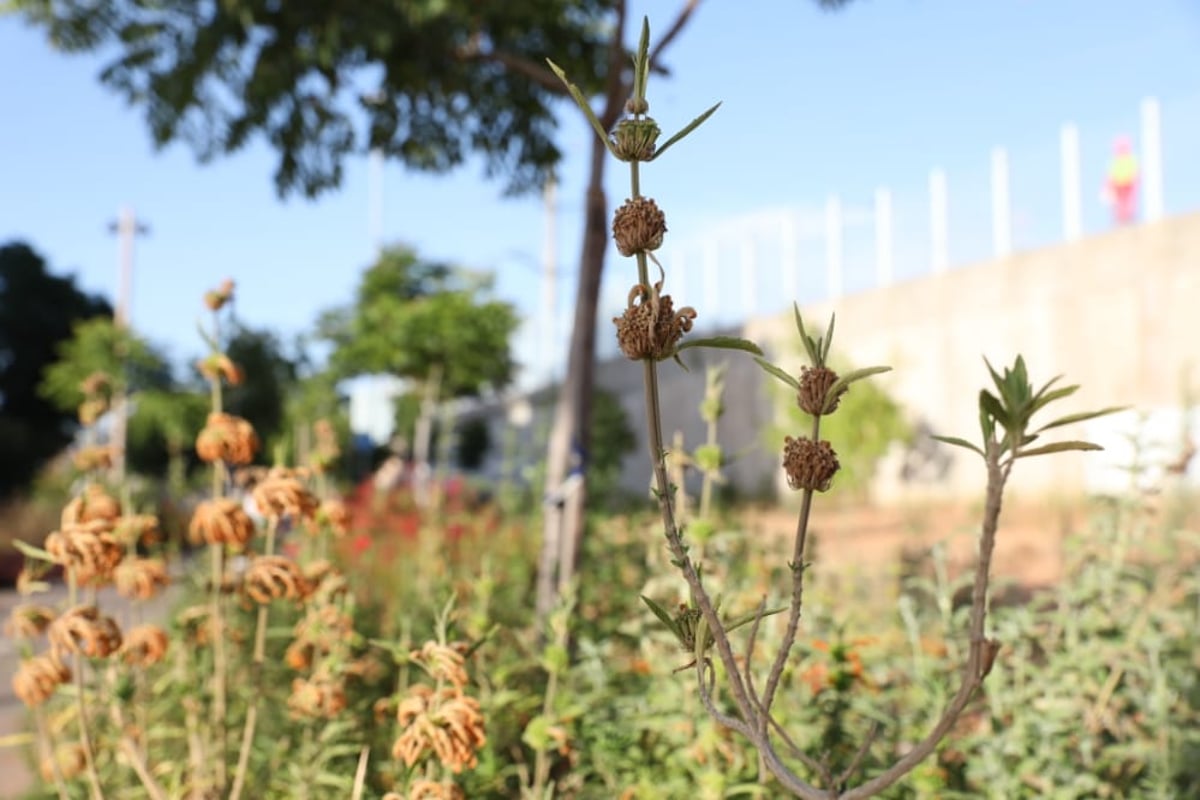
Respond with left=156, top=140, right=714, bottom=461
left=114, top=558, right=170, bottom=600
left=610, top=117, right=660, bottom=162
left=798, top=366, right=844, bottom=416
left=393, top=684, right=486, bottom=773
left=197, top=353, right=244, bottom=386
left=308, top=499, right=351, bottom=537
left=47, top=605, right=122, bottom=659
left=12, top=655, right=70, bottom=707
left=287, top=676, right=347, bottom=719
left=189, top=499, right=256, bottom=547
left=242, top=556, right=309, bottom=604
left=203, top=278, right=235, bottom=311
left=613, top=283, right=697, bottom=362
left=44, top=523, right=124, bottom=586
left=782, top=436, right=840, bottom=492
left=120, top=624, right=169, bottom=667
left=252, top=468, right=318, bottom=520
left=612, top=196, right=667, bottom=257
left=4, top=604, right=56, bottom=639
left=72, top=446, right=115, bottom=472
left=410, top=641, right=469, bottom=689
left=61, top=484, right=121, bottom=527
left=195, top=412, right=260, bottom=465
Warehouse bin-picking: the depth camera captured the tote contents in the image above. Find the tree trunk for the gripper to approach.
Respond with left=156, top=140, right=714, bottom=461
left=413, top=364, right=443, bottom=508
left=535, top=128, right=612, bottom=622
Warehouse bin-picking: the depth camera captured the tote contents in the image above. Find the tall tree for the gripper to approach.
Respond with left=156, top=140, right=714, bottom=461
left=0, top=242, right=112, bottom=495
left=319, top=245, right=519, bottom=488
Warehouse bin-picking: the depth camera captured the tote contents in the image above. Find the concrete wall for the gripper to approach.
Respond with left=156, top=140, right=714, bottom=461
left=602, top=212, right=1200, bottom=503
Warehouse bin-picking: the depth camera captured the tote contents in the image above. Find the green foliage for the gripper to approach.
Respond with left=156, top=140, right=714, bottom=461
left=126, top=387, right=209, bottom=482
left=586, top=388, right=637, bottom=509
left=10, top=0, right=616, bottom=197
left=38, top=316, right=170, bottom=413
left=0, top=241, right=111, bottom=496
left=321, top=246, right=520, bottom=400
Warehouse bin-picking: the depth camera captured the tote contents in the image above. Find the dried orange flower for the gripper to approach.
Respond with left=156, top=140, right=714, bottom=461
left=72, top=445, right=115, bottom=472
left=12, top=654, right=70, bottom=707
left=393, top=684, right=486, bottom=774
left=195, top=412, right=259, bottom=465
left=243, top=556, right=309, bottom=604
left=288, top=675, right=347, bottom=719
left=61, top=483, right=121, bottom=527
left=252, top=469, right=318, bottom=520
left=4, top=604, right=56, bottom=639
left=47, top=605, right=122, bottom=659
left=197, top=353, right=244, bottom=386
left=120, top=624, right=169, bottom=667
left=308, top=499, right=351, bottom=537
left=114, top=558, right=170, bottom=600
left=40, top=744, right=87, bottom=782
left=613, top=282, right=696, bottom=362
left=410, top=641, right=469, bottom=690
left=189, top=499, right=256, bottom=547
left=44, top=523, right=124, bottom=586
left=782, top=436, right=840, bottom=493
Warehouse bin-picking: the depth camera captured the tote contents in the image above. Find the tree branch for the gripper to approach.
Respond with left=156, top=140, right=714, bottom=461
left=455, top=34, right=569, bottom=96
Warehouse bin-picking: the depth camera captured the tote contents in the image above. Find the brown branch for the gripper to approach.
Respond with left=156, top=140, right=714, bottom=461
left=480, top=47, right=571, bottom=95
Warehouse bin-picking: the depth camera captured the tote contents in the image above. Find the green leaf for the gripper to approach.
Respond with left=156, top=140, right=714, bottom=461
left=546, top=58, right=615, bottom=157
left=931, top=435, right=985, bottom=458
left=541, top=643, right=569, bottom=675
left=979, top=389, right=1009, bottom=428
left=825, top=365, right=891, bottom=409
left=793, top=304, right=819, bottom=364
left=675, top=336, right=763, bottom=356
left=652, top=101, right=721, bottom=161
left=821, top=312, right=836, bottom=362
left=522, top=714, right=553, bottom=751
left=1015, top=440, right=1104, bottom=458
left=1034, top=406, right=1129, bottom=434
left=754, top=358, right=800, bottom=391
left=12, top=539, right=53, bottom=562
left=640, top=595, right=682, bottom=640
left=723, top=606, right=787, bottom=633
left=1028, top=384, right=1079, bottom=415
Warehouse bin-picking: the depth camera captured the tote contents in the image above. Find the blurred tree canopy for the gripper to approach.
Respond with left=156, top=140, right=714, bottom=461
left=221, top=324, right=299, bottom=455
left=39, top=317, right=171, bottom=414
left=0, top=242, right=112, bottom=496
left=320, top=246, right=519, bottom=400
left=9, top=0, right=616, bottom=198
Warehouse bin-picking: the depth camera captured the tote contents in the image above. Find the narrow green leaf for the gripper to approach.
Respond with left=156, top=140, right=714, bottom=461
left=1031, top=374, right=1066, bottom=402
left=640, top=595, right=683, bottom=640
left=724, top=606, right=787, bottom=633
left=546, top=59, right=614, bottom=156
left=793, top=304, right=819, bottom=364
left=1016, top=440, right=1105, bottom=458
left=652, top=101, right=722, bottom=161
left=825, top=365, right=891, bottom=408
left=931, top=435, right=985, bottom=458
left=754, top=357, right=800, bottom=391
left=12, top=539, right=53, bottom=562
left=821, top=312, right=836, bottom=362
left=1034, top=406, right=1129, bottom=434
left=979, top=389, right=1009, bottom=428
left=672, top=352, right=690, bottom=372
left=1028, top=384, right=1079, bottom=415
left=676, top=336, right=764, bottom=356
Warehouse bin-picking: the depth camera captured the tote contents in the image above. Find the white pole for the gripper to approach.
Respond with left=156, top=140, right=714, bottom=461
left=1140, top=97, right=1164, bottom=222
left=780, top=211, right=798, bottom=303
left=540, top=177, right=558, bottom=384
left=874, top=187, right=893, bottom=288
left=368, top=148, right=384, bottom=258
left=1060, top=124, right=1083, bottom=242
left=740, top=234, right=757, bottom=316
left=825, top=195, right=843, bottom=300
left=703, top=238, right=719, bottom=322
left=929, top=169, right=948, bottom=272
left=991, top=147, right=1012, bottom=258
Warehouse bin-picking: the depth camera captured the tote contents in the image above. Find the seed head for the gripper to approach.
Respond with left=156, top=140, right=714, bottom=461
left=610, top=117, right=660, bottom=162
left=782, top=436, right=840, bottom=492
left=798, top=366, right=844, bottom=416
left=120, top=624, right=169, bottom=667
left=12, top=654, right=70, bottom=707
left=197, top=353, right=244, bottom=386
left=613, top=283, right=697, bottom=361
left=114, top=558, right=170, bottom=601
left=5, top=605, right=56, bottom=639
left=252, top=467, right=318, bottom=521
left=242, top=555, right=309, bottom=605
left=45, top=523, right=124, bottom=586
left=189, top=499, right=256, bottom=547
left=612, top=197, right=667, bottom=257
left=47, top=605, right=123, bottom=659
left=61, top=483, right=121, bottom=528
left=288, top=675, right=347, bottom=719
left=195, top=412, right=260, bottom=465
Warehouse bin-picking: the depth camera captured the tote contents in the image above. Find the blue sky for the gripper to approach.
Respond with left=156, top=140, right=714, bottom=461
left=1, top=0, right=1198, bottom=386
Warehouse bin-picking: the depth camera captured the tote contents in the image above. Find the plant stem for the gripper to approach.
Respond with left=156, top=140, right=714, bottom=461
left=34, top=706, right=70, bottom=800
left=229, top=515, right=278, bottom=800
left=74, top=650, right=105, bottom=800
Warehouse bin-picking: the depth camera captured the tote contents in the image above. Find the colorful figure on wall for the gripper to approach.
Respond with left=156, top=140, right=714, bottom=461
left=1104, top=135, right=1140, bottom=226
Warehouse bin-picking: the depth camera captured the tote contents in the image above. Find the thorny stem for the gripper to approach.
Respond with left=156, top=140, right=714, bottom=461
left=229, top=514, right=279, bottom=800
left=761, top=413, right=822, bottom=720
left=34, top=705, right=70, bottom=800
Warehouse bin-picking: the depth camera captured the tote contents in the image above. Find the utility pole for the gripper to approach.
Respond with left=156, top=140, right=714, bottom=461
left=369, top=147, right=385, bottom=258
left=541, top=176, right=558, bottom=384
left=107, top=206, right=149, bottom=481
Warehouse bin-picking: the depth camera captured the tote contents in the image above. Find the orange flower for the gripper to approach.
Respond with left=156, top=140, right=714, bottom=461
left=196, top=412, right=259, bottom=465
left=12, top=655, right=70, bottom=707
left=189, top=499, right=256, bottom=547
